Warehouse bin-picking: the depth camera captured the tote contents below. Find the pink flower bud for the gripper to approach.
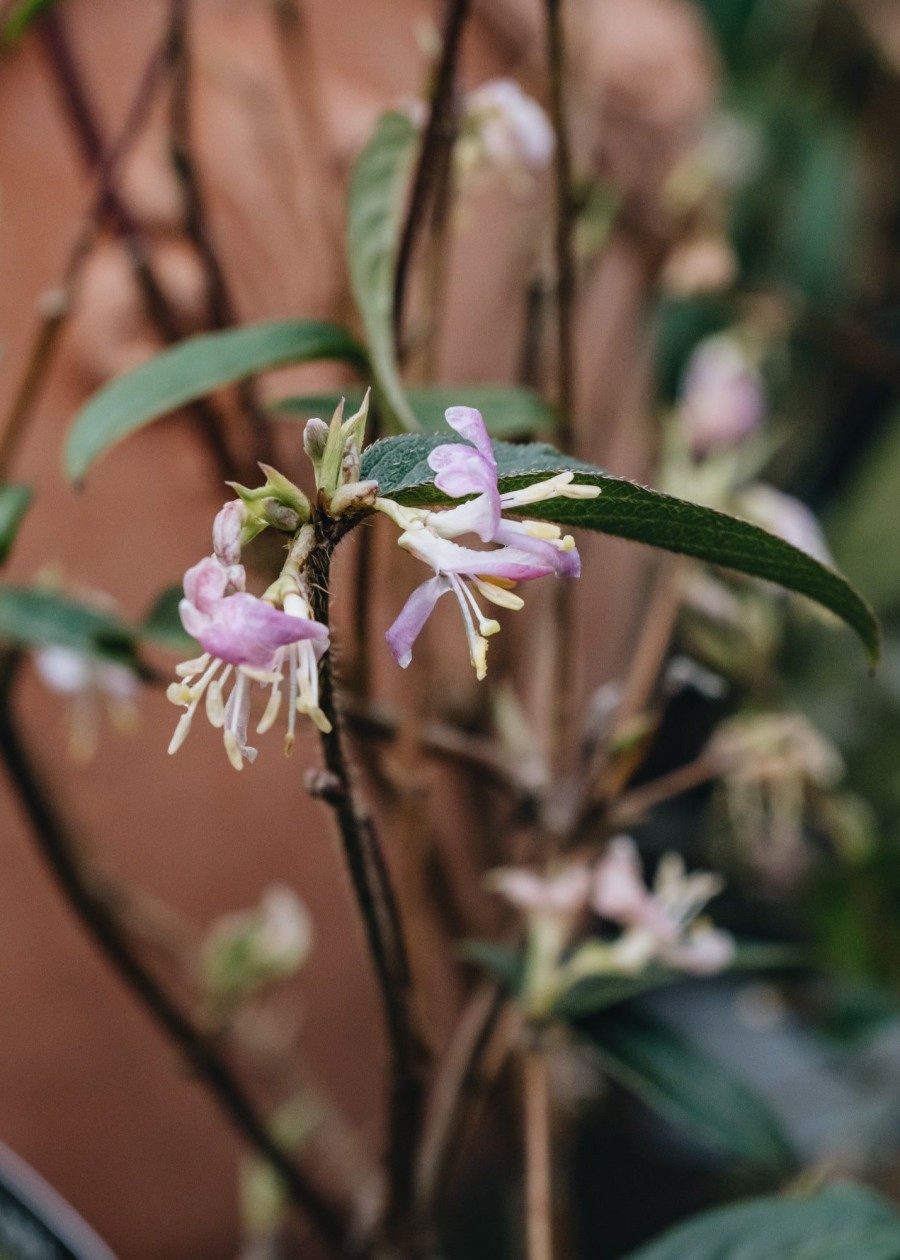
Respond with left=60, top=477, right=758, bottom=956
left=213, top=501, right=245, bottom=566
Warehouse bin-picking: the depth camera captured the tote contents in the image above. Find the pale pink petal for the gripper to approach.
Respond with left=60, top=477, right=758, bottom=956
left=443, top=407, right=496, bottom=467
left=490, top=869, right=548, bottom=911
left=591, top=837, right=652, bottom=924
left=179, top=598, right=210, bottom=640
left=183, top=556, right=228, bottom=612
left=198, top=595, right=329, bottom=669
left=385, top=575, right=452, bottom=668
left=407, top=532, right=554, bottom=582
left=493, top=522, right=581, bottom=577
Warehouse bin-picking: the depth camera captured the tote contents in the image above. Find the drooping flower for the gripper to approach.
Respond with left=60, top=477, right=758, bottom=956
left=678, top=334, right=765, bottom=458
left=591, top=836, right=734, bottom=975
left=378, top=406, right=598, bottom=677
left=34, top=644, right=139, bottom=762
left=458, top=78, right=555, bottom=188
left=167, top=539, right=329, bottom=768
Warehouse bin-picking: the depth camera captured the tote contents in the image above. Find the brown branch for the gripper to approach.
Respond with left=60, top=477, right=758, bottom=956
left=35, top=5, right=235, bottom=480
left=308, top=532, right=427, bottom=1248
left=166, top=0, right=275, bottom=467
left=544, top=0, right=576, bottom=443
left=392, top=0, right=471, bottom=348
left=522, top=1042, right=553, bottom=1260
left=0, top=654, right=349, bottom=1254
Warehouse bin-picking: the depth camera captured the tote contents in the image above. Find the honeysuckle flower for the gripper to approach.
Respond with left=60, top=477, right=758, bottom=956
left=203, top=884, right=313, bottom=1014
left=378, top=406, right=598, bottom=676
left=489, top=863, right=593, bottom=918
left=591, top=836, right=735, bottom=976
left=34, top=645, right=139, bottom=762
left=678, top=334, right=765, bottom=459
left=458, top=78, right=555, bottom=188
left=167, top=554, right=330, bottom=768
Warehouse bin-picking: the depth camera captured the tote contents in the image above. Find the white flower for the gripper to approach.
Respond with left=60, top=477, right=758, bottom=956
left=457, top=78, right=554, bottom=190
left=34, top=645, right=139, bottom=762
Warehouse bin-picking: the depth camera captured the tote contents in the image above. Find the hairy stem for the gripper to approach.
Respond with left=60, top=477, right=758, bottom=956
left=308, top=535, right=427, bottom=1245
left=0, top=655, right=348, bottom=1253
left=392, top=0, right=471, bottom=349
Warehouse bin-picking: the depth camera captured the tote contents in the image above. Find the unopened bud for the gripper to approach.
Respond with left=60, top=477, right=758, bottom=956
left=258, top=464, right=310, bottom=520
left=261, top=499, right=301, bottom=532
left=212, top=501, right=245, bottom=565
left=303, top=417, right=329, bottom=464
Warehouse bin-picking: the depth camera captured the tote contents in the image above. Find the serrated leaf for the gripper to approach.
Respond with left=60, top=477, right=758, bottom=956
left=347, top=112, right=419, bottom=434
left=139, top=585, right=196, bottom=655
left=0, top=486, right=31, bottom=564
left=271, top=384, right=554, bottom=438
left=622, top=1182, right=900, bottom=1260
left=577, top=1006, right=794, bottom=1172
left=64, top=320, right=366, bottom=481
left=0, top=587, right=135, bottom=660
left=361, top=434, right=879, bottom=664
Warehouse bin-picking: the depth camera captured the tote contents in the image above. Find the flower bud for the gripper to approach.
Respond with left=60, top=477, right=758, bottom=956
left=212, top=501, right=245, bottom=565
left=678, top=334, right=765, bottom=458
left=328, top=479, right=378, bottom=518
left=203, top=885, right=313, bottom=1014
left=303, top=417, right=329, bottom=464
left=261, top=499, right=301, bottom=532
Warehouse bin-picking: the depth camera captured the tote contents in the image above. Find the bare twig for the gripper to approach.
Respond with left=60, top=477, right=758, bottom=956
left=608, top=753, right=720, bottom=829
left=392, top=0, right=471, bottom=348
left=0, top=18, right=173, bottom=482
left=544, top=0, right=576, bottom=443
left=166, top=0, right=275, bottom=467
left=307, top=531, right=427, bottom=1248
left=36, top=5, right=234, bottom=479
left=0, top=654, right=348, bottom=1254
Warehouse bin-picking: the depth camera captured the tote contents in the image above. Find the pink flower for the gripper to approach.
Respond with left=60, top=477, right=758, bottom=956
left=591, top=837, right=734, bottom=976
left=489, top=864, right=592, bottom=916
left=679, top=335, right=765, bottom=458
left=459, top=79, right=555, bottom=187
left=736, top=484, right=832, bottom=566
left=168, top=557, right=329, bottom=768
left=378, top=407, right=598, bottom=676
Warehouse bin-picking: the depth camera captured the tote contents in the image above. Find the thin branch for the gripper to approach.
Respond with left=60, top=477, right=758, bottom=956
left=166, top=0, right=275, bottom=467
left=307, top=533, right=427, bottom=1245
left=35, top=5, right=234, bottom=479
left=522, top=1043, right=553, bottom=1260
left=0, top=18, right=173, bottom=482
left=0, top=654, right=348, bottom=1254
left=392, top=0, right=471, bottom=348
left=544, top=0, right=576, bottom=444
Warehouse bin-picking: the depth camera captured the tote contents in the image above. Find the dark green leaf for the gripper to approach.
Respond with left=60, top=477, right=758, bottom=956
left=577, top=1006, right=795, bottom=1171
left=271, top=384, right=554, bottom=438
left=553, top=969, right=678, bottom=1019
left=622, top=1182, right=900, bottom=1260
left=0, top=486, right=32, bottom=564
left=64, top=320, right=366, bottom=481
left=139, top=586, right=197, bottom=655
left=361, top=434, right=879, bottom=664
left=347, top=112, right=419, bottom=434
left=0, top=587, right=134, bottom=660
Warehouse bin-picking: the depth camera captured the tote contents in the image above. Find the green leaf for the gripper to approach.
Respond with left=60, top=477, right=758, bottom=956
left=553, top=969, right=678, bottom=1020
left=0, top=587, right=134, bottom=660
left=361, top=434, right=880, bottom=664
left=2, top=0, right=58, bottom=45
left=459, top=941, right=524, bottom=991
left=347, top=112, right=419, bottom=434
left=578, top=1006, right=795, bottom=1172
left=0, top=486, right=32, bottom=564
left=64, top=320, right=366, bottom=481
left=271, top=384, right=554, bottom=438
left=622, top=1182, right=900, bottom=1260
left=139, top=586, right=197, bottom=655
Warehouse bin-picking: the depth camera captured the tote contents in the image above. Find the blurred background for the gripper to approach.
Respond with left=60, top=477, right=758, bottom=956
left=4, top=0, right=900, bottom=1257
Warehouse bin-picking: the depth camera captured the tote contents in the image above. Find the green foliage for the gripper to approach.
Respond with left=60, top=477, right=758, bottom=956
left=139, top=586, right=197, bottom=655
left=0, top=486, right=31, bottom=564
left=1, top=0, right=58, bottom=45
left=346, top=111, right=420, bottom=434
left=0, top=587, right=134, bottom=661
left=362, top=434, right=879, bottom=662
left=271, top=384, right=555, bottom=438
left=64, top=320, right=366, bottom=480
left=578, top=1006, right=795, bottom=1172
left=622, top=1182, right=900, bottom=1260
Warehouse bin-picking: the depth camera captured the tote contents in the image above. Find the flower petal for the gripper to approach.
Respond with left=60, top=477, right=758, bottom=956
left=443, top=406, right=496, bottom=467
left=198, top=595, right=329, bottom=669
left=183, top=556, right=228, bottom=612
left=385, top=575, right=452, bottom=668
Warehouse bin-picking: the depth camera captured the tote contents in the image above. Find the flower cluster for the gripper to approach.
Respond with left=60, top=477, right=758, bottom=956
left=167, top=504, right=329, bottom=769
left=490, top=837, right=734, bottom=1018
left=376, top=406, right=598, bottom=678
